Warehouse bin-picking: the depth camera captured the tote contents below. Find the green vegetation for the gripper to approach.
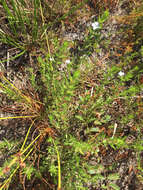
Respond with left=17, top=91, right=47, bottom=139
left=0, top=0, right=143, bottom=189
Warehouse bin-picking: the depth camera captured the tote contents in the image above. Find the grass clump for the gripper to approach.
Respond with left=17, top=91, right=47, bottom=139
left=0, top=0, right=89, bottom=63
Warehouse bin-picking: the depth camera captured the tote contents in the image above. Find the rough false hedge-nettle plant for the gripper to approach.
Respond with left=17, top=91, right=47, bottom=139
left=1, top=4, right=143, bottom=189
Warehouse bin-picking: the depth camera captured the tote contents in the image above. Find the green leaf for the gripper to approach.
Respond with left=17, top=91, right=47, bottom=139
left=23, top=166, right=36, bottom=180
left=109, top=183, right=120, bottom=190
left=75, top=115, right=84, bottom=121
left=79, top=95, right=84, bottom=102
left=73, top=70, right=80, bottom=79
left=88, top=169, right=96, bottom=174
left=124, top=72, right=133, bottom=81
left=110, top=66, right=120, bottom=74
left=107, top=173, right=120, bottom=180
left=94, top=120, right=102, bottom=125
left=90, top=127, right=100, bottom=132
left=98, top=10, right=109, bottom=23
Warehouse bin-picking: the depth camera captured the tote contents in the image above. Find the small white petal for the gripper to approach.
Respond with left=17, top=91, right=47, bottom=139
left=49, top=57, right=54, bottom=61
left=118, top=71, right=125, bottom=76
left=65, top=59, right=70, bottom=64
left=91, top=22, right=100, bottom=30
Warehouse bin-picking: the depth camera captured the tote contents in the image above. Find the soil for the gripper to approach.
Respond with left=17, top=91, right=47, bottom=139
left=0, top=0, right=143, bottom=189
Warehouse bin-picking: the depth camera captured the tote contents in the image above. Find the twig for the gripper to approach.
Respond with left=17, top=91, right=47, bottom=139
left=90, top=87, right=94, bottom=97
left=111, top=123, right=117, bottom=139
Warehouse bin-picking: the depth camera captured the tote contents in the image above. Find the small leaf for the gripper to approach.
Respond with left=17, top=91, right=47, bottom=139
left=94, top=120, right=102, bottom=125
left=73, top=70, right=80, bottom=79
left=75, top=115, right=84, bottom=121
left=107, top=173, right=120, bottom=180
left=88, top=169, right=96, bottom=174
left=99, top=10, right=109, bottom=23
left=79, top=95, right=84, bottom=102
left=90, top=127, right=100, bottom=132
left=109, top=183, right=120, bottom=190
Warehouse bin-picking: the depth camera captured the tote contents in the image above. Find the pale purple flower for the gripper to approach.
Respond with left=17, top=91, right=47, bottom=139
left=65, top=59, right=70, bottom=64
left=118, top=71, right=125, bottom=76
left=49, top=57, right=54, bottom=61
left=91, top=22, right=100, bottom=30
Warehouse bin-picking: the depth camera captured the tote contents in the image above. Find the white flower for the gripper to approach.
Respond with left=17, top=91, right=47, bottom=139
left=91, top=22, right=100, bottom=30
left=118, top=71, right=125, bottom=76
left=65, top=59, right=70, bottom=64
left=49, top=57, right=54, bottom=61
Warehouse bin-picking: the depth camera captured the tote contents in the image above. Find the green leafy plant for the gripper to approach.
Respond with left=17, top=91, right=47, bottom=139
left=1, top=1, right=143, bottom=189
